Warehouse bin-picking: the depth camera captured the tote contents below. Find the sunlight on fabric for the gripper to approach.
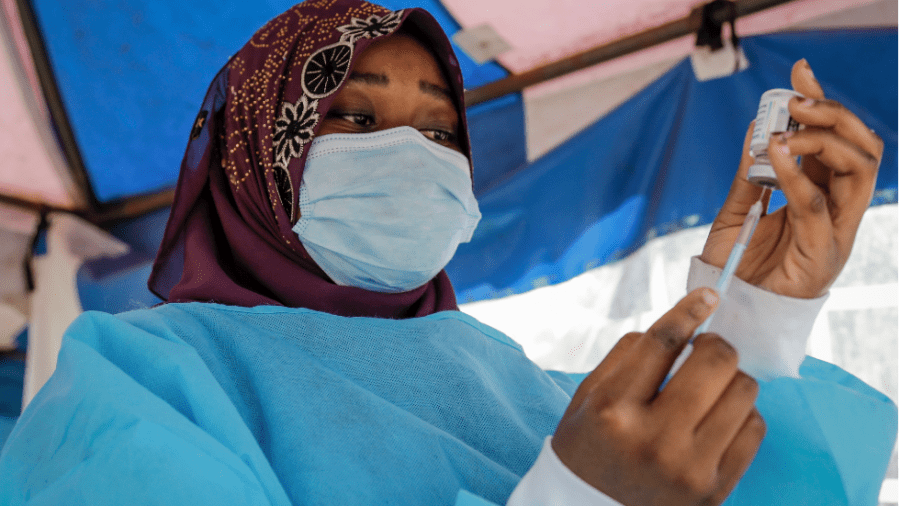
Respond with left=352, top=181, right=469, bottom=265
left=882, top=478, right=898, bottom=504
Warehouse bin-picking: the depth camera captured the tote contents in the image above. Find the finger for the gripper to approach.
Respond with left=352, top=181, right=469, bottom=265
left=694, top=371, right=759, bottom=462
left=708, top=410, right=767, bottom=505
left=781, top=129, right=880, bottom=232
left=596, top=332, right=641, bottom=376
left=574, top=332, right=642, bottom=406
left=716, top=122, right=766, bottom=227
left=790, top=59, right=825, bottom=100
left=603, top=288, right=719, bottom=403
left=768, top=134, right=834, bottom=253
left=788, top=97, right=885, bottom=166
left=789, top=59, right=883, bottom=176
left=651, top=334, right=740, bottom=430
left=795, top=130, right=832, bottom=192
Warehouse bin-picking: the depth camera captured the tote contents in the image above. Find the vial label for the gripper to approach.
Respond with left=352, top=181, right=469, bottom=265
left=747, top=89, right=804, bottom=188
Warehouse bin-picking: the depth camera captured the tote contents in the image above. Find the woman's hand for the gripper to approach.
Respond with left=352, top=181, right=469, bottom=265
left=552, top=289, right=765, bottom=506
left=701, top=59, right=883, bottom=298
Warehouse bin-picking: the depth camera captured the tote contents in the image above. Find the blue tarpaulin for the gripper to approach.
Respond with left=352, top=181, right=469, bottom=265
left=29, top=0, right=507, bottom=202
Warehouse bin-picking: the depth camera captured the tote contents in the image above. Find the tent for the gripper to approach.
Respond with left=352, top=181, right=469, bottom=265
left=0, top=0, right=896, bottom=500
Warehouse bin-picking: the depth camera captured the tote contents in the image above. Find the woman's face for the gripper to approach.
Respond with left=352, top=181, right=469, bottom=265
left=316, top=33, right=462, bottom=153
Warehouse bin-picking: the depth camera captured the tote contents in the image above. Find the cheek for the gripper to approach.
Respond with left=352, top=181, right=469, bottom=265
left=315, top=121, right=339, bottom=136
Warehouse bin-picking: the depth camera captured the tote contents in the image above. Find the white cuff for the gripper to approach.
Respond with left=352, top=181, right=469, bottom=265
left=686, top=256, right=827, bottom=380
left=506, top=436, right=624, bottom=506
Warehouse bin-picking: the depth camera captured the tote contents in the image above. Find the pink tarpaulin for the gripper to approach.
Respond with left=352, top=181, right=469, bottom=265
left=0, top=0, right=76, bottom=208
left=445, top=0, right=889, bottom=96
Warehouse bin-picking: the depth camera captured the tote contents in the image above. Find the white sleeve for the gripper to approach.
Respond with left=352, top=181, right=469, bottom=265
left=506, top=436, right=624, bottom=506
left=506, top=257, right=829, bottom=506
left=685, top=256, right=828, bottom=380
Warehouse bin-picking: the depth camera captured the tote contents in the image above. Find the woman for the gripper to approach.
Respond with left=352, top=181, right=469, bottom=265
left=0, top=1, right=893, bottom=505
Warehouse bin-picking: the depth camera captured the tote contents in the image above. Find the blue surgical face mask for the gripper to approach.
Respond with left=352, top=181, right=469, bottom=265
left=292, top=126, right=481, bottom=293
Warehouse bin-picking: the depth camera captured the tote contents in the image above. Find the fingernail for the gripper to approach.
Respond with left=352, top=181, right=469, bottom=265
left=801, top=98, right=816, bottom=107
left=701, top=288, right=719, bottom=307
left=778, top=143, right=792, bottom=157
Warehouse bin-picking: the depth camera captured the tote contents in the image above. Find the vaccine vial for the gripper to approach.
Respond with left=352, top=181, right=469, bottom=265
left=748, top=89, right=805, bottom=188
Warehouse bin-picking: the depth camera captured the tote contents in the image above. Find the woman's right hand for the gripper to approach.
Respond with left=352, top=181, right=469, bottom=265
left=552, top=288, right=766, bottom=506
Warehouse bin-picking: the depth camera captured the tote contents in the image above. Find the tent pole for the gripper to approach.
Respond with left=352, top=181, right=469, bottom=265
left=88, top=188, right=176, bottom=225
left=0, top=193, right=62, bottom=214
left=464, top=0, right=799, bottom=106
left=0, top=188, right=174, bottom=226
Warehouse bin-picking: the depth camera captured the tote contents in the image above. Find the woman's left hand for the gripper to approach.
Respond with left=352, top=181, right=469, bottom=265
left=701, top=59, right=883, bottom=298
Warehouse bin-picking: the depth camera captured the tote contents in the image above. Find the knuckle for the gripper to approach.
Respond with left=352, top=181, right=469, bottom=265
left=734, top=372, right=760, bottom=399
left=823, top=98, right=846, bottom=114
left=749, top=411, right=767, bottom=437
left=679, top=469, right=717, bottom=497
left=650, top=322, right=686, bottom=351
left=740, top=410, right=768, bottom=445
left=864, top=151, right=881, bottom=170
left=620, top=332, right=642, bottom=346
left=696, top=335, right=738, bottom=368
left=596, top=405, right=639, bottom=436
left=851, top=144, right=882, bottom=168
left=809, top=191, right=828, bottom=214
left=686, top=301, right=708, bottom=320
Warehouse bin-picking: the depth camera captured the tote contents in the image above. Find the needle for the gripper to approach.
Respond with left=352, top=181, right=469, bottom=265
left=693, top=188, right=771, bottom=340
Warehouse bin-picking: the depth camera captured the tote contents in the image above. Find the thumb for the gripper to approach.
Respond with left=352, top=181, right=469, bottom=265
left=791, top=59, right=825, bottom=100
left=718, top=122, right=766, bottom=223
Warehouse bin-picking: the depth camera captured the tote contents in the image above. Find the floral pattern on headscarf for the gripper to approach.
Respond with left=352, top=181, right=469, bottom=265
left=273, top=95, right=319, bottom=171
left=336, top=10, right=405, bottom=43
left=301, top=42, right=353, bottom=97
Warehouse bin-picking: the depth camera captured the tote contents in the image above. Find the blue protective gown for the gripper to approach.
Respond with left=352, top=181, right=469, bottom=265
left=0, top=303, right=895, bottom=505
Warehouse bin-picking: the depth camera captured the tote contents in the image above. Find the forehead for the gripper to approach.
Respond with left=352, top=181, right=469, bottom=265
left=352, top=34, right=448, bottom=85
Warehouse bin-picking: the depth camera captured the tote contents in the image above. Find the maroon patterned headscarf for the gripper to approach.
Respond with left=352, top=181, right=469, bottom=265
left=148, top=0, right=471, bottom=318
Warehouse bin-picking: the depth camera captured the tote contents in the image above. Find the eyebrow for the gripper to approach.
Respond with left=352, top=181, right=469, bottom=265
left=348, top=71, right=454, bottom=104
left=348, top=71, right=389, bottom=86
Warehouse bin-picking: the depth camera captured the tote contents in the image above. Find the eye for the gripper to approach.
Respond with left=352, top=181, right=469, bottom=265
left=327, top=110, right=375, bottom=127
left=421, top=129, right=457, bottom=144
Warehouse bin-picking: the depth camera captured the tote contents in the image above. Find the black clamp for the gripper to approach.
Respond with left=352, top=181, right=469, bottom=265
left=24, top=210, right=50, bottom=293
left=695, top=0, right=740, bottom=51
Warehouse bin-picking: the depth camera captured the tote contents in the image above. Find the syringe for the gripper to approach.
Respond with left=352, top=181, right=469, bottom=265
left=693, top=188, right=770, bottom=339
